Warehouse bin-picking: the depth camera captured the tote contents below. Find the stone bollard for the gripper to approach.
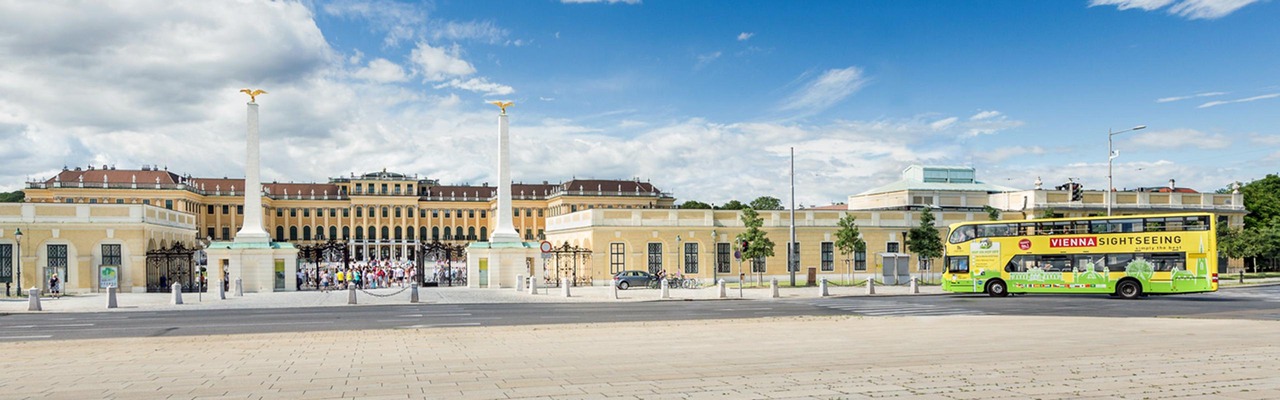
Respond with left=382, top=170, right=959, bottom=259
left=561, top=278, right=571, bottom=297
left=771, top=278, right=779, bottom=298
left=28, top=287, right=42, bottom=311
left=910, top=277, right=919, bottom=294
left=348, top=285, right=357, bottom=304
left=410, top=283, right=419, bottom=303
left=660, top=278, right=670, bottom=299
left=516, top=275, right=525, bottom=292
left=611, top=280, right=619, bottom=300
left=528, top=277, right=538, bottom=294
left=820, top=278, right=829, bottom=297
left=866, top=277, right=876, bottom=295
left=107, top=285, right=118, bottom=309
left=218, top=279, right=226, bottom=300
left=717, top=279, right=726, bottom=298
left=235, top=278, right=244, bottom=297
left=171, top=283, right=183, bottom=305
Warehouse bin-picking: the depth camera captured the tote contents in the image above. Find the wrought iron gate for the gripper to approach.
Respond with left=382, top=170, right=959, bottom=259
left=147, top=242, right=199, bottom=292
left=543, top=243, right=593, bottom=287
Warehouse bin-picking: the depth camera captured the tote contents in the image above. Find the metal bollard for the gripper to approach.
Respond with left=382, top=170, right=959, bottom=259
left=611, top=280, right=619, bottom=300
left=771, top=278, right=779, bottom=298
left=718, top=279, right=726, bottom=299
left=410, top=283, right=419, bottom=303
left=910, top=277, right=919, bottom=294
left=516, top=274, right=525, bottom=292
left=218, top=279, right=226, bottom=300
left=660, top=278, right=669, bottom=299
left=528, top=277, right=537, bottom=294
left=28, top=287, right=42, bottom=311
left=820, top=278, right=829, bottom=297
left=1240, top=270, right=1245, bottom=284
left=235, top=278, right=244, bottom=297
left=348, top=285, right=357, bottom=304
left=170, top=283, right=183, bottom=305
left=107, top=285, right=118, bottom=309
left=561, top=278, right=571, bottom=297
left=866, top=277, right=876, bottom=295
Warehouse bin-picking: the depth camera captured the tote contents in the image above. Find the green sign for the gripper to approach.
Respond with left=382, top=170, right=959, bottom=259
left=99, top=266, right=119, bottom=289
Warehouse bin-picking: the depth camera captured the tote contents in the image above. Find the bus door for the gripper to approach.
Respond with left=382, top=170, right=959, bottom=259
left=945, top=256, right=978, bottom=292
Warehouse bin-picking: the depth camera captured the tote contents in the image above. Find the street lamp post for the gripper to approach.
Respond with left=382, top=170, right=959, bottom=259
left=676, top=235, right=682, bottom=279
left=14, top=228, right=22, bottom=297
left=1107, top=125, right=1147, bottom=216
left=710, top=230, right=717, bottom=282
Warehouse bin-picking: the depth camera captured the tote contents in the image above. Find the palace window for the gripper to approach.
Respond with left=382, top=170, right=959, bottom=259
left=716, top=243, right=731, bottom=274
left=342, top=227, right=350, bottom=240
left=48, top=245, right=67, bottom=272
left=209, top=205, right=216, bottom=214
left=237, top=205, right=243, bottom=215
left=289, top=226, right=298, bottom=240
left=469, top=210, right=475, bottom=218
left=395, top=207, right=402, bottom=218
left=470, top=227, right=478, bottom=240
left=394, top=227, right=402, bottom=240
left=647, top=243, right=663, bottom=275
left=354, top=227, right=364, bottom=240
left=1, top=244, right=12, bottom=282
left=223, top=205, right=230, bottom=214
left=329, top=208, right=336, bottom=218
left=821, top=242, right=834, bottom=271
left=329, top=226, right=337, bottom=240
left=433, top=227, right=440, bottom=240
left=303, top=226, right=311, bottom=240
left=276, top=226, right=285, bottom=241
left=290, top=208, right=296, bottom=217
left=480, top=227, right=488, bottom=241
left=368, top=226, right=377, bottom=240
left=407, top=227, right=415, bottom=240
left=855, top=250, right=867, bottom=271
left=684, top=243, right=698, bottom=274
left=303, top=208, right=310, bottom=217
left=443, top=227, right=452, bottom=240
left=381, top=226, right=389, bottom=240
left=610, top=243, right=625, bottom=274
left=381, top=207, right=389, bottom=218
left=480, top=210, right=487, bottom=218
left=102, top=244, right=122, bottom=265
left=444, top=210, right=451, bottom=218
left=538, top=209, right=543, bottom=217
left=207, top=227, right=215, bottom=240
left=221, top=226, right=230, bottom=240
left=355, top=207, right=362, bottom=218
left=887, top=242, right=900, bottom=253
left=751, top=256, right=766, bottom=273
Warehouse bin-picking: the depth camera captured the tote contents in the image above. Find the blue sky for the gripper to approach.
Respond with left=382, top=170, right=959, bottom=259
left=1, top=0, right=1277, bottom=206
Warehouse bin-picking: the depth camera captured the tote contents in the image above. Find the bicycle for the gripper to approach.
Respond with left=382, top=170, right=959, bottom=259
left=682, top=278, right=700, bottom=289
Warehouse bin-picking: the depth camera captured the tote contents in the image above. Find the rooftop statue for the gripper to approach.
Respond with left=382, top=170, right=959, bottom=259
left=239, top=89, right=267, bottom=103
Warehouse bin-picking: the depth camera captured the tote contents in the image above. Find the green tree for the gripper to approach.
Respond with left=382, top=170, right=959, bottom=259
left=719, top=200, right=747, bottom=210
left=1037, top=207, right=1056, bottom=219
left=678, top=200, right=713, bottom=209
left=905, top=208, right=944, bottom=273
left=982, top=205, right=1001, bottom=221
left=1241, top=174, right=1280, bottom=229
left=749, top=196, right=783, bottom=210
left=0, top=191, right=24, bottom=203
left=833, top=214, right=866, bottom=278
left=735, top=207, right=776, bottom=274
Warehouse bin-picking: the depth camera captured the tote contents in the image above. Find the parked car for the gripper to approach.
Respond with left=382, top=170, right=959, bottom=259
left=613, top=270, right=653, bottom=290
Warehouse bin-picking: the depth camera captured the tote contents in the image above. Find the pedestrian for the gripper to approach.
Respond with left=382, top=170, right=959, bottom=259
left=49, top=273, right=61, bottom=298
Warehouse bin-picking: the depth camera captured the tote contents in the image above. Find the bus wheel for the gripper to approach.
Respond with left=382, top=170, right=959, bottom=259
left=986, top=280, right=1009, bottom=297
left=1117, top=280, right=1143, bottom=300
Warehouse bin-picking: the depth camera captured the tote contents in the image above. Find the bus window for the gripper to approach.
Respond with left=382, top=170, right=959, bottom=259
left=1184, top=216, right=1209, bottom=231
left=1018, top=223, right=1036, bottom=236
left=1089, top=221, right=1112, bottom=234
left=1144, top=218, right=1167, bottom=232
left=1106, top=254, right=1134, bottom=271
left=1006, top=255, right=1035, bottom=273
left=947, top=256, right=969, bottom=273
left=1041, top=255, right=1072, bottom=272
left=1074, top=255, right=1105, bottom=273
left=1150, top=253, right=1185, bottom=271
left=949, top=226, right=975, bottom=244
left=1113, top=219, right=1142, bottom=233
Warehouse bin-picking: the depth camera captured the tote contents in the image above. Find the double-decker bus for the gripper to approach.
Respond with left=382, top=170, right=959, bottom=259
left=941, top=212, right=1218, bottom=299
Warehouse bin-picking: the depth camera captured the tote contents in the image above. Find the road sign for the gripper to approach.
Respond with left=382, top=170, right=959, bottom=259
left=540, top=241, right=552, bottom=253
left=734, top=250, right=741, bottom=260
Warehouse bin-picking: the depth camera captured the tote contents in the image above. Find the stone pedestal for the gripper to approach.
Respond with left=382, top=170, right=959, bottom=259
left=466, top=242, right=538, bottom=289
left=205, top=242, right=298, bottom=294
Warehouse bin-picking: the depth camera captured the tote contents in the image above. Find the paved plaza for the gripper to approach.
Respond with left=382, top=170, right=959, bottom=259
left=1, top=315, right=1278, bottom=399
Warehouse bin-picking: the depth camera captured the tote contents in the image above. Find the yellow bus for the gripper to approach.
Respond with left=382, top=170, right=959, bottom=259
left=941, top=213, right=1218, bottom=299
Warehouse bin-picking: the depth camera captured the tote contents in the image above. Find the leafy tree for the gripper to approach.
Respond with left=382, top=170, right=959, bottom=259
left=905, top=208, right=944, bottom=272
left=749, top=196, right=783, bottom=210
left=0, top=191, right=24, bottom=203
left=719, top=200, right=747, bottom=210
left=833, top=214, right=866, bottom=275
left=735, top=207, right=775, bottom=274
left=1241, top=174, right=1280, bottom=229
left=678, top=200, right=713, bottom=209
left=1037, top=207, right=1056, bottom=219
left=982, top=205, right=1001, bottom=221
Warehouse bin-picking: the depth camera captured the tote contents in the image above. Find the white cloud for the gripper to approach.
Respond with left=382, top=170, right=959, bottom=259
left=561, top=0, right=642, bottom=4
left=1156, top=91, right=1226, bottom=103
left=1089, top=0, right=1261, bottom=19
left=737, top=32, right=754, bottom=41
left=434, top=77, right=515, bottom=95
left=1249, top=134, right=1280, bottom=146
left=930, top=117, right=959, bottom=131
left=409, top=41, right=476, bottom=81
left=323, top=0, right=426, bottom=47
left=694, top=51, right=721, bottom=70
left=960, top=110, right=1024, bottom=137
left=1198, top=93, right=1280, bottom=108
left=969, top=110, right=1002, bottom=120
left=433, top=20, right=509, bottom=44
left=353, top=58, right=408, bottom=83
left=979, top=146, right=1047, bottom=164
left=1126, top=128, right=1231, bottom=149
left=779, top=67, right=869, bottom=116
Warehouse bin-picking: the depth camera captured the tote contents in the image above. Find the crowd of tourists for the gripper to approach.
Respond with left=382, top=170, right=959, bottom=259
left=297, top=259, right=467, bottom=291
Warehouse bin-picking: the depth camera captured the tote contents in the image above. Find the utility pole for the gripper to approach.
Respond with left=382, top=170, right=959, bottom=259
left=789, top=147, right=796, bottom=287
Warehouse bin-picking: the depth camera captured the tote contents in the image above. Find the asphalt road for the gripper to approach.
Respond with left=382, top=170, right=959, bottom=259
left=2, top=285, right=1277, bottom=342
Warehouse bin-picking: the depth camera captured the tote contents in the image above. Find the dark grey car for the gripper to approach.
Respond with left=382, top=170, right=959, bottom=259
left=613, top=270, right=653, bottom=290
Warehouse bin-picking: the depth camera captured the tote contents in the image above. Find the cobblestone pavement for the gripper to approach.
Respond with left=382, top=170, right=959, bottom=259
left=2, top=315, right=1278, bottom=399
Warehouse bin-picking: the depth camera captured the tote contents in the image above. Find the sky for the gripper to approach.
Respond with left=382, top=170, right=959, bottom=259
left=1, top=0, right=1277, bottom=207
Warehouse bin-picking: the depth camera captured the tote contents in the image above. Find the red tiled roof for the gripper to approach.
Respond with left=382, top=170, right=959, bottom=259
left=47, top=168, right=181, bottom=184
left=560, top=179, right=660, bottom=194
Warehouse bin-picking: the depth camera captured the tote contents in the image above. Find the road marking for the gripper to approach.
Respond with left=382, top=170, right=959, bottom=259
left=717, top=308, right=774, bottom=311
left=397, top=314, right=424, bottom=318
left=0, top=335, right=53, bottom=340
left=400, top=323, right=481, bottom=329
left=2, top=324, right=94, bottom=329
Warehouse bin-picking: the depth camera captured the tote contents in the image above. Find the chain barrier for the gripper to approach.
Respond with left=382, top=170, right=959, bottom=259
left=357, top=286, right=411, bottom=298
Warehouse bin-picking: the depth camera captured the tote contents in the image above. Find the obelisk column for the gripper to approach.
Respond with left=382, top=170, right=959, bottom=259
left=490, top=104, right=520, bottom=243
left=235, top=94, right=270, bottom=243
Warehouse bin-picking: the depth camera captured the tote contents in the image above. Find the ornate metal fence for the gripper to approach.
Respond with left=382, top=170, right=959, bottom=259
left=146, top=242, right=199, bottom=292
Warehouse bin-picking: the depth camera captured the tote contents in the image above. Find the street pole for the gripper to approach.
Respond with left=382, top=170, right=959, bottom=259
left=789, top=147, right=796, bottom=287
left=1107, top=125, right=1145, bottom=216
left=15, top=228, right=22, bottom=297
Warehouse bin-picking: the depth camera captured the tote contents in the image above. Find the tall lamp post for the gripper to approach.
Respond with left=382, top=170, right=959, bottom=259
left=675, top=235, right=682, bottom=278
left=1107, top=125, right=1147, bottom=216
left=14, top=228, right=22, bottom=297
left=710, top=230, right=717, bottom=283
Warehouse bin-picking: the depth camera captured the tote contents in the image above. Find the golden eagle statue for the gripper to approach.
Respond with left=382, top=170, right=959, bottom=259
left=489, top=101, right=513, bottom=114
left=240, top=89, right=267, bottom=103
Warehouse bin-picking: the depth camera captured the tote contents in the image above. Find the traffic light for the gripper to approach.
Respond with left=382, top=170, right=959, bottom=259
left=1071, top=183, right=1083, bottom=202
left=741, top=240, right=749, bottom=253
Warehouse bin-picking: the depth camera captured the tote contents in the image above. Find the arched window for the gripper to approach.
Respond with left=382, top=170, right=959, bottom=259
left=479, top=227, right=487, bottom=242
left=419, top=227, right=427, bottom=241
left=432, top=227, right=440, bottom=240
left=381, top=226, right=390, bottom=240
left=342, top=226, right=351, bottom=240
left=315, top=226, right=324, bottom=240
left=394, top=226, right=402, bottom=240
left=443, top=227, right=452, bottom=240
left=468, top=227, right=476, bottom=240
left=355, top=227, right=364, bottom=240
left=302, top=226, right=311, bottom=240
left=368, top=226, right=377, bottom=240
left=289, top=226, right=298, bottom=241
left=456, top=226, right=463, bottom=240
left=355, top=207, right=363, bottom=218
left=407, top=227, right=415, bottom=240
left=329, top=226, right=337, bottom=240
left=276, top=226, right=285, bottom=241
